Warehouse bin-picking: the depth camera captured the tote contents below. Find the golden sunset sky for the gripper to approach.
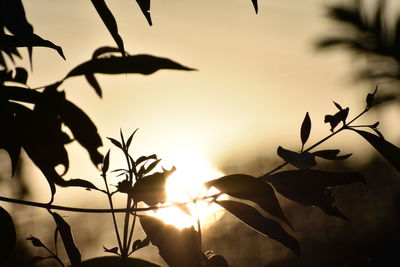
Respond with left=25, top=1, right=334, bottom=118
left=16, top=0, right=399, bottom=199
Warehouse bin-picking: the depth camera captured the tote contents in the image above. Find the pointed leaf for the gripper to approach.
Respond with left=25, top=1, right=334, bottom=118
left=103, top=246, right=119, bottom=255
left=333, top=101, right=343, bottom=110
left=136, top=0, right=152, bottom=26
left=90, top=0, right=125, bottom=56
left=144, top=159, right=161, bottom=175
left=26, top=236, right=45, bottom=248
left=277, top=146, right=316, bottom=169
left=261, top=170, right=364, bottom=220
left=62, top=178, right=101, bottom=191
left=0, top=207, right=16, bottom=265
left=353, top=129, right=400, bottom=171
left=132, top=167, right=175, bottom=205
left=107, top=137, right=123, bottom=150
left=300, top=112, right=311, bottom=147
left=205, top=174, right=291, bottom=227
left=0, top=34, right=65, bottom=60
left=139, top=215, right=204, bottom=267
left=92, top=46, right=123, bottom=59
left=85, top=74, right=102, bottom=98
left=102, top=150, right=111, bottom=174
left=136, top=154, right=157, bottom=166
left=51, top=212, right=81, bottom=266
left=60, top=99, right=103, bottom=166
left=216, top=200, right=300, bottom=257
left=251, top=0, right=258, bottom=14
left=1, top=0, right=33, bottom=36
left=126, top=129, right=138, bottom=149
left=65, top=54, right=196, bottom=78
left=313, top=149, right=352, bottom=160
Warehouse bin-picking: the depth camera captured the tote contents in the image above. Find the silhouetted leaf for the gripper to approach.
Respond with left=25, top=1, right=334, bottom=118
left=1, top=0, right=33, bottom=36
left=65, top=54, right=195, bottom=78
left=261, top=170, right=365, bottom=220
left=205, top=174, right=291, bottom=227
left=366, top=85, right=378, bottom=108
left=0, top=34, right=65, bottom=60
left=333, top=101, right=343, bottom=110
left=352, top=129, right=400, bottom=171
left=132, top=167, right=175, bottom=205
left=80, top=256, right=161, bottom=267
left=277, top=146, right=316, bottom=169
left=136, top=0, right=152, bottom=26
left=126, top=129, right=138, bottom=150
left=92, top=46, right=123, bottom=59
left=107, top=137, right=123, bottom=150
left=12, top=67, right=28, bottom=84
left=102, top=150, right=111, bottom=174
left=313, top=149, right=352, bottom=160
left=136, top=154, right=157, bottom=166
left=216, top=200, right=300, bottom=257
left=132, top=237, right=150, bottom=252
left=144, top=159, right=161, bottom=174
left=139, top=215, right=204, bottom=267
left=103, top=246, right=119, bottom=255
left=117, top=180, right=133, bottom=194
left=324, top=106, right=349, bottom=132
left=85, top=74, right=102, bottom=97
left=60, top=100, right=103, bottom=166
left=300, top=112, right=311, bottom=147
left=0, top=207, right=16, bottom=265
left=51, top=212, right=81, bottom=266
left=26, top=236, right=45, bottom=248
left=90, top=0, right=125, bottom=56
left=251, top=0, right=258, bottom=14
left=63, top=178, right=101, bottom=191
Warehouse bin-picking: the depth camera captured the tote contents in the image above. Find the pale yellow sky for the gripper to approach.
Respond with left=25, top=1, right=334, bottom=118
left=16, top=0, right=399, bottom=197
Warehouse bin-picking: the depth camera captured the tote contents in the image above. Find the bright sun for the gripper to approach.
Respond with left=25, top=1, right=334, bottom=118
left=147, top=147, right=224, bottom=229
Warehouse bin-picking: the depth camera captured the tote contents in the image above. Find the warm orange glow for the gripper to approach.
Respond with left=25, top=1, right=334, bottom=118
left=148, top=147, right=224, bottom=229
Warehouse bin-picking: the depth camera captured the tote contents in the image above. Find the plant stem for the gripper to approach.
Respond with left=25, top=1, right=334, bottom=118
left=102, top=174, right=123, bottom=252
left=262, top=108, right=369, bottom=176
left=127, top=202, right=138, bottom=255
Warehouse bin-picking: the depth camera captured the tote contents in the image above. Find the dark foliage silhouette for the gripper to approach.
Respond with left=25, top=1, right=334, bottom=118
left=317, top=0, right=400, bottom=104
left=0, top=1, right=399, bottom=267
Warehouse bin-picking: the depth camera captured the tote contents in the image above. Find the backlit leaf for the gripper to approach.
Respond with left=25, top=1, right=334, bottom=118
left=313, top=149, right=352, bottom=160
left=132, top=167, right=175, bottom=205
left=300, top=112, right=311, bottom=147
left=136, top=154, right=157, bottom=166
left=51, top=212, right=81, bottom=266
left=0, top=207, right=16, bottom=265
left=352, top=129, right=400, bottom=171
left=136, top=0, right=152, bottom=26
left=85, top=74, right=102, bottom=98
left=139, top=215, right=204, bottom=267
left=216, top=200, right=300, bottom=257
left=1, top=0, right=33, bottom=36
left=261, top=170, right=364, bottom=220
left=103, top=246, right=118, bottom=255
left=102, top=150, right=111, bottom=174
left=90, top=0, right=125, bottom=56
left=107, top=137, right=123, bottom=150
left=126, top=129, right=138, bottom=150
left=251, top=0, right=258, bottom=14
left=92, top=46, right=123, bottom=59
left=205, top=174, right=291, bottom=227
left=26, top=236, right=45, bottom=248
left=0, top=34, right=65, bottom=60
left=277, top=146, right=316, bottom=169
left=65, top=54, right=195, bottom=78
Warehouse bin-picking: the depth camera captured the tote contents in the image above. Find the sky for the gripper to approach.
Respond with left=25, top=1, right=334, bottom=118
left=2, top=0, right=400, bottom=264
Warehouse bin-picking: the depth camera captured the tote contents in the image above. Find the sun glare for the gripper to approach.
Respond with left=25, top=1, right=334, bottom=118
left=147, top=147, right=224, bottom=229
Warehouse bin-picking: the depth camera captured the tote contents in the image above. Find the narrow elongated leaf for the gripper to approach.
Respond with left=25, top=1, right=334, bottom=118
left=90, top=0, right=125, bottom=56
left=60, top=99, right=103, bottom=166
left=300, top=112, right=311, bottom=147
left=139, top=215, right=204, bottom=267
left=51, top=212, right=81, bottom=266
left=1, top=0, right=33, bottom=35
left=205, top=174, right=291, bottom=227
left=107, top=137, right=123, bottom=150
left=102, top=150, right=111, bottom=174
left=136, top=0, right=152, bottom=26
left=62, top=178, right=101, bottom=191
left=0, top=207, right=16, bottom=265
left=217, top=200, right=300, bottom=257
left=136, top=154, right=157, bottom=166
left=0, top=34, right=65, bottom=60
left=65, top=54, right=195, bottom=78
left=277, top=146, right=316, bottom=169
left=92, top=46, right=122, bottom=59
left=85, top=73, right=102, bottom=97
left=261, top=170, right=364, bottom=220
left=353, top=129, right=400, bottom=171
left=126, top=129, right=138, bottom=149
left=251, top=0, right=258, bottom=14
left=313, top=149, right=352, bottom=160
